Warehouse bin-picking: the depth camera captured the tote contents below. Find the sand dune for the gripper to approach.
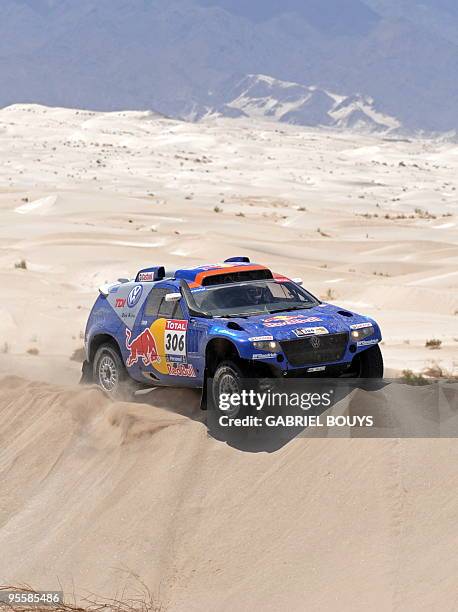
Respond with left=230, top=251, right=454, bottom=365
left=0, top=376, right=457, bottom=610
left=0, top=104, right=457, bottom=378
left=1, top=105, right=458, bottom=609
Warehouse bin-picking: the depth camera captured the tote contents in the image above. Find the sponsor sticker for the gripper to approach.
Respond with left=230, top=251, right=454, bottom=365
left=167, top=362, right=196, bottom=377
left=357, top=339, right=378, bottom=347
left=252, top=353, right=277, bottom=360
left=115, top=298, right=126, bottom=308
left=273, top=276, right=290, bottom=283
left=249, top=335, right=274, bottom=342
left=125, top=328, right=160, bottom=367
left=307, top=366, right=326, bottom=373
left=138, top=272, right=155, bottom=282
left=294, top=326, right=329, bottom=337
left=164, top=319, right=188, bottom=362
left=263, top=315, right=322, bottom=328
left=351, top=322, right=373, bottom=330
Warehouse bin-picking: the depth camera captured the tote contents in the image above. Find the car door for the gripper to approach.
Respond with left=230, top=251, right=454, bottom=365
left=130, top=285, right=198, bottom=385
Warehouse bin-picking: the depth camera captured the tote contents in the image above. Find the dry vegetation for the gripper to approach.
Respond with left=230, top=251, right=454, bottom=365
left=425, top=338, right=442, bottom=350
left=401, top=370, right=431, bottom=386
left=0, top=586, right=164, bottom=612
left=402, top=364, right=458, bottom=384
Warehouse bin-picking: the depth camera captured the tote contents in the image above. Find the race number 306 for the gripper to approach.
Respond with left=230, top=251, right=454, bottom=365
left=165, top=320, right=188, bottom=358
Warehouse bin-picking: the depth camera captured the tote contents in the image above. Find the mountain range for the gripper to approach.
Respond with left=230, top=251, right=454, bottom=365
left=190, top=74, right=401, bottom=132
left=1, top=0, right=458, bottom=132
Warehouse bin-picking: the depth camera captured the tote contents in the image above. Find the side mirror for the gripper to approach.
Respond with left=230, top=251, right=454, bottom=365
left=165, top=292, right=182, bottom=303
left=99, top=282, right=118, bottom=297
left=292, top=277, right=304, bottom=286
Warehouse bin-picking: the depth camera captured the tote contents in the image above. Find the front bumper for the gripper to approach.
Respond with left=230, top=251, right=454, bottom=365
left=243, top=334, right=381, bottom=376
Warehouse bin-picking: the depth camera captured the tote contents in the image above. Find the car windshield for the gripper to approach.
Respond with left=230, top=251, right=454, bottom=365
left=190, top=280, right=319, bottom=317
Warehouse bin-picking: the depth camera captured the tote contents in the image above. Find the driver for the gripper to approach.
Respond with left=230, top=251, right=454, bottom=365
left=246, top=285, right=265, bottom=305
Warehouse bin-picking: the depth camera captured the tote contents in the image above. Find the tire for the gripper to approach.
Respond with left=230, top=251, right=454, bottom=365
left=80, top=359, right=93, bottom=385
left=93, top=343, right=132, bottom=400
left=358, top=344, right=384, bottom=378
left=211, top=360, right=248, bottom=418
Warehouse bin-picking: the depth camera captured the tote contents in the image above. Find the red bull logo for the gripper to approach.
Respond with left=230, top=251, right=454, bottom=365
left=167, top=362, right=196, bottom=377
left=125, top=328, right=160, bottom=367
left=263, top=315, right=322, bottom=328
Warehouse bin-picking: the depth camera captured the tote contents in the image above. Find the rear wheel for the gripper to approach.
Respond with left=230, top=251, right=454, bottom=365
left=93, top=343, right=131, bottom=399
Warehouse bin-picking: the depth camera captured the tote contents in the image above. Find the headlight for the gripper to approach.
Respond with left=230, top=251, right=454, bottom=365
left=351, top=326, right=374, bottom=341
left=252, top=340, right=281, bottom=352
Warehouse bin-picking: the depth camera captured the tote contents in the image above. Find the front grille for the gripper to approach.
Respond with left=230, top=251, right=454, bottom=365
left=280, top=333, right=348, bottom=367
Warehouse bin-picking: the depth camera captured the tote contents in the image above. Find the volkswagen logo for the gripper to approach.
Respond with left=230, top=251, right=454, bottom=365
left=310, top=336, right=321, bottom=349
left=127, top=284, right=143, bottom=308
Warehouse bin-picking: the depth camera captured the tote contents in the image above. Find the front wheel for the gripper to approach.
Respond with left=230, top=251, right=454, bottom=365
left=211, top=361, right=248, bottom=418
left=357, top=344, right=384, bottom=378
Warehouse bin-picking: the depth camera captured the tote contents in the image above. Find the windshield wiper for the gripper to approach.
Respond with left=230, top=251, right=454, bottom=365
left=268, top=305, right=314, bottom=314
left=219, top=311, right=266, bottom=319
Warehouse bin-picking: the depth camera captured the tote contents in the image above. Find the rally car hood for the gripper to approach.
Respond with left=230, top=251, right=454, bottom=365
left=224, top=303, right=377, bottom=341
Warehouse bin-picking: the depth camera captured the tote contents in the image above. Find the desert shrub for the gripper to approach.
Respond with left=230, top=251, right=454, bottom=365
left=425, top=339, right=442, bottom=350
left=401, top=370, right=431, bottom=386
left=423, top=365, right=458, bottom=381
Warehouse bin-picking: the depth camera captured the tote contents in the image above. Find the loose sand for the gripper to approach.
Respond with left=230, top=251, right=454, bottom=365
left=1, top=376, right=458, bottom=611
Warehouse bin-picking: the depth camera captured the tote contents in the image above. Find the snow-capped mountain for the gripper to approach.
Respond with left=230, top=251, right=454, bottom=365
left=193, top=75, right=401, bottom=132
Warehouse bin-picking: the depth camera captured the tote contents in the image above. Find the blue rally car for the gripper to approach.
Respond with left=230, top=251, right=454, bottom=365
left=82, top=257, right=383, bottom=403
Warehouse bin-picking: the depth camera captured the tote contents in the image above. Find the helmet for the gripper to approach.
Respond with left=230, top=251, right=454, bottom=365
left=246, top=285, right=264, bottom=304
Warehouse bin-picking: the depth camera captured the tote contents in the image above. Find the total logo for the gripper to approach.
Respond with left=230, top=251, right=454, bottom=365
left=127, top=285, right=143, bottom=308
